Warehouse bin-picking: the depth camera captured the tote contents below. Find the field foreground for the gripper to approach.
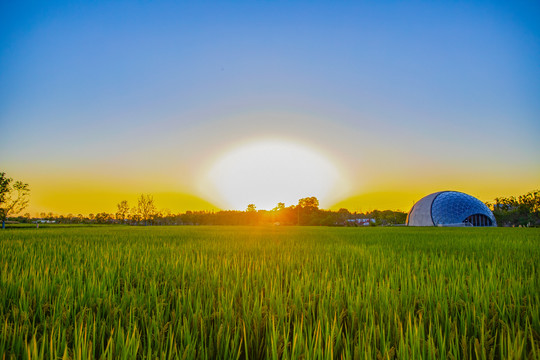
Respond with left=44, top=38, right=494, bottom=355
left=1, top=226, right=539, bottom=359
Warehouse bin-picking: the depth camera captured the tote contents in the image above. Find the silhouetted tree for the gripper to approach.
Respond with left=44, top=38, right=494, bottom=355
left=296, top=197, right=320, bottom=225
left=273, top=202, right=285, bottom=211
left=137, top=194, right=156, bottom=226
left=116, top=200, right=130, bottom=224
left=298, top=197, right=319, bottom=210
left=488, top=189, right=540, bottom=226
left=95, top=212, right=112, bottom=224
left=130, top=206, right=141, bottom=225
left=0, top=172, right=30, bottom=229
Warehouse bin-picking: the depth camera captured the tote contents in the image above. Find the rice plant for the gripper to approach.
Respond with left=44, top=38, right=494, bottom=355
left=1, top=226, right=539, bottom=359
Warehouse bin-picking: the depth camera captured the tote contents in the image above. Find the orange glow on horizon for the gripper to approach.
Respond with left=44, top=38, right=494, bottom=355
left=6, top=126, right=539, bottom=216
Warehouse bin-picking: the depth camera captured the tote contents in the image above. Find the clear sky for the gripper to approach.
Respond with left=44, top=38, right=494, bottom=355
left=1, top=0, right=539, bottom=215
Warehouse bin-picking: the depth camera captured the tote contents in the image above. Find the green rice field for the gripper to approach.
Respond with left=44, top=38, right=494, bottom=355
left=1, top=226, right=539, bottom=359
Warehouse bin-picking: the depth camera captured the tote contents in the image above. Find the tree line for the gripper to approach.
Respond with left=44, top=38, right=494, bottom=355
left=2, top=171, right=539, bottom=227
left=10, top=194, right=407, bottom=227
left=486, top=189, right=540, bottom=227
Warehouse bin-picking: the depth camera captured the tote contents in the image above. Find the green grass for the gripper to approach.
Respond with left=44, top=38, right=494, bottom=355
left=1, top=226, right=539, bottom=359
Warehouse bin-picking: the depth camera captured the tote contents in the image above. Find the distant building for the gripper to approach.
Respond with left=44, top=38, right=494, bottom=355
left=33, top=219, right=56, bottom=224
left=347, top=218, right=375, bottom=226
left=407, top=191, right=497, bottom=227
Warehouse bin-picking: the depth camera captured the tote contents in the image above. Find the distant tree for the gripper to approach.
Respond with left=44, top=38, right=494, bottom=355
left=0, top=173, right=9, bottom=205
left=245, top=204, right=258, bottom=225
left=95, top=212, right=112, bottom=224
left=296, top=197, right=320, bottom=225
left=130, top=206, right=141, bottom=225
left=298, top=197, right=319, bottom=209
left=518, top=190, right=540, bottom=214
left=159, top=208, right=173, bottom=225
left=95, top=213, right=105, bottom=224
left=273, top=202, right=285, bottom=211
left=336, top=208, right=351, bottom=224
left=116, top=200, right=130, bottom=223
left=137, top=194, right=156, bottom=226
left=0, top=172, right=30, bottom=229
left=489, top=189, right=540, bottom=226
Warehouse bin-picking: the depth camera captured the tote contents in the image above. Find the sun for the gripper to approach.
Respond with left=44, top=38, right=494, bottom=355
left=201, top=139, right=347, bottom=210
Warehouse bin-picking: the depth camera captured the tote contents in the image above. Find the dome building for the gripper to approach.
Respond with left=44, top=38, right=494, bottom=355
left=407, top=191, right=497, bottom=227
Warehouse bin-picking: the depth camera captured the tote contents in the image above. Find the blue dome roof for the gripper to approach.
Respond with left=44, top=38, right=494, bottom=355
left=431, top=191, right=497, bottom=226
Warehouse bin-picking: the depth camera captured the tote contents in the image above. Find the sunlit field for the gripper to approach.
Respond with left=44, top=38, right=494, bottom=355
left=1, top=226, right=539, bottom=359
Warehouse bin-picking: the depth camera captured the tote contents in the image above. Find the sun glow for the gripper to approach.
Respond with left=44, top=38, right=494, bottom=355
left=202, top=139, right=348, bottom=210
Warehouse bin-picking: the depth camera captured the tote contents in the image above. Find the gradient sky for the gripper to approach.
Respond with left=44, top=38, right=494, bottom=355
left=1, top=0, right=539, bottom=215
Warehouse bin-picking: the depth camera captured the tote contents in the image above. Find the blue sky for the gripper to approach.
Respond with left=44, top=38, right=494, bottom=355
left=1, top=1, right=539, bottom=213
